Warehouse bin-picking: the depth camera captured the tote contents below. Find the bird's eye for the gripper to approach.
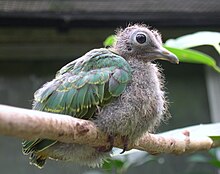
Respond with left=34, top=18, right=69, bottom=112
left=136, top=33, right=146, bottom=44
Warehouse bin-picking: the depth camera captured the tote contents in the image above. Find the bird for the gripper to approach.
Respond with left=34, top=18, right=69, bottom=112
left=22, top=24, right=179, bottom=168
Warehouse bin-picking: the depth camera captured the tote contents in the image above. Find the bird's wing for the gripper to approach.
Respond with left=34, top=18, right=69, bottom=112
left=22, top=48, right=132, bottom=155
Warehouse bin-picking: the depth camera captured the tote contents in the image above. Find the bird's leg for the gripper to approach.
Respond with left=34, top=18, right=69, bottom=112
left=95, top=134, right=114, bottom=152
left=120, top=136, right=129, bottom=154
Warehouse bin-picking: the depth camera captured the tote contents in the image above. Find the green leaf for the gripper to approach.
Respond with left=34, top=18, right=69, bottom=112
left=164, top=31, right=220, bottom=73
left=165, top=31, right=220, bottom=54
left=209, top=159, right=220, bottom=168
left=103, top=35, right=116, bottom=47
left=209, top=136, right=220, bottom=141
left=102, top=159, right=125, bottom=171
left=164, top=46, right=220, bottom=73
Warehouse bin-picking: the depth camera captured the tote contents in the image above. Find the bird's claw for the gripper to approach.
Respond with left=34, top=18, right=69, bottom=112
left=120, top=136, right=128, bottom=154
left=95, top=135, right=129, bottom=154
left=96, top=134, right=114, bottom=152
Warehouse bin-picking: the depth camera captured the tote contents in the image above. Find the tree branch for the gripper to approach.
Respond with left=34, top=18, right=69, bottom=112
left=0, top=104, right=217, bottom=155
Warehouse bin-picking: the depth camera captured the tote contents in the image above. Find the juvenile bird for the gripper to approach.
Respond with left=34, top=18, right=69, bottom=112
left=22, top=24, right=178, bottom=168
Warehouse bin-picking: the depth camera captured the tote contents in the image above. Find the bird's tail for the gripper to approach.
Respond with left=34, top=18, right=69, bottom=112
left=44, top=142, right=111, bottom=168
left=23, top=140, right=110, bottom=168
left=22, top=139, right=56, bottom=168
left=29, top=153, right=46, bottom=169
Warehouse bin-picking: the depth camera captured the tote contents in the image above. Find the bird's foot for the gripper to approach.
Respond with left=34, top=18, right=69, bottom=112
left=96, top=134, right=114, bottom=153
left=120, top=136, right=129, bottom=154
left=95, top=135, right=129, bottom=154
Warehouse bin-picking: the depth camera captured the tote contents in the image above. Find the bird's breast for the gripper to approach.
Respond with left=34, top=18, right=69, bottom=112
left=120, top=60, right=166, bottom=135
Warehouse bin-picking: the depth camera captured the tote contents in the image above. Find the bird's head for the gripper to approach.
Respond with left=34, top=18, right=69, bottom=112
left=113, top=24, right=179, bottom=64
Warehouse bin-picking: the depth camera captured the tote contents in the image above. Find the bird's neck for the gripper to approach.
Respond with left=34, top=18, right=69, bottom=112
left=127, top=58, right=163, bottom=90
left=128, top=58, right=152, bottom=71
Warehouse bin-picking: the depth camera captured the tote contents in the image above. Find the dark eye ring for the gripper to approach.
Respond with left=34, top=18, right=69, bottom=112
left=136, top=33, right=146, bottom=44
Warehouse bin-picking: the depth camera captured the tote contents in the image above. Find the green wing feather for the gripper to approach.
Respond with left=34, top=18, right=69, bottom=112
left=22, top=48, right=132, bottom=164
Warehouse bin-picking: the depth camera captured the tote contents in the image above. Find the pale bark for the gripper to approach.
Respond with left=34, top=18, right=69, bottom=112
left=0, top=104, right=216, bottom=154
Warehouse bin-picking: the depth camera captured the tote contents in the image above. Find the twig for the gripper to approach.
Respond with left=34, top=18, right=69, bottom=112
left=0, top=104, right=215, bottom=155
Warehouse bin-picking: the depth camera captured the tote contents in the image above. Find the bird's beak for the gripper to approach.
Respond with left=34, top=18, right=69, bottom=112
left=152, top=47, right=179, bottom=64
